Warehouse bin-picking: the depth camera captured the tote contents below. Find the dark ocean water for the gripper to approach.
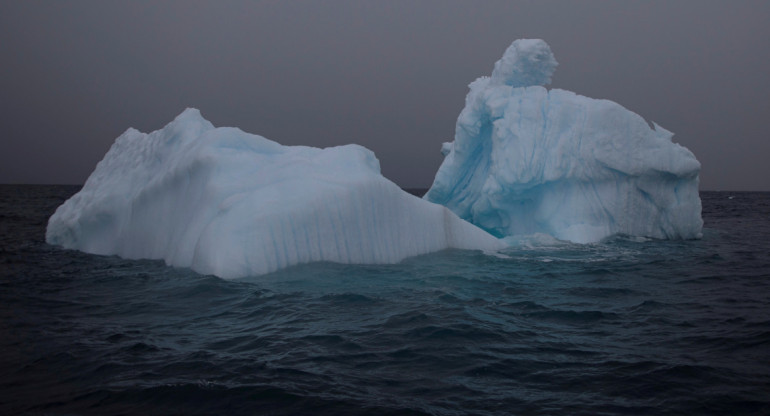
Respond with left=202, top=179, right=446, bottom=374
left=1, top=185, right=769, bottom=416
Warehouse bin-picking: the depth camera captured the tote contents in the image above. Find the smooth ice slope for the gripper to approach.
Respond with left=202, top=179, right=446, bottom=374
left=425, top=39, right=702, bottom=243
left=47, top=109, right=504, bottom=278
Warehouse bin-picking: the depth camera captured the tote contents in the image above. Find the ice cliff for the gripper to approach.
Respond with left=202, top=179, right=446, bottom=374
left=46, top=109, right=504, bottom=278
left=424, top=39, right=703, bottom=243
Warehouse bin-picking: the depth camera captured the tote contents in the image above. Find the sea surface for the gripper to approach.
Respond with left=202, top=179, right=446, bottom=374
left=1, top=185, right=769, bottom=416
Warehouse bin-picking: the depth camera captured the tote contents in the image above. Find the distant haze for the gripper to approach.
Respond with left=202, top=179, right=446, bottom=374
left=1, top=1, right=768, bottom=190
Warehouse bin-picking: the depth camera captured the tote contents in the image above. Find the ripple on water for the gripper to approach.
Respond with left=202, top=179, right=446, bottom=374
left=1, top=188, right=770, bottom=415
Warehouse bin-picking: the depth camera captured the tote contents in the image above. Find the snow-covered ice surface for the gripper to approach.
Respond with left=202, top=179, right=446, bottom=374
left=425, top=39, right=702, bottom=243
left=46, top=109, right=504, bottom=278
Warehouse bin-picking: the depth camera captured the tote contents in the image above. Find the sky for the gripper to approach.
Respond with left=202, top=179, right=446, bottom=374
left=1, top=1, right=769, bottom=190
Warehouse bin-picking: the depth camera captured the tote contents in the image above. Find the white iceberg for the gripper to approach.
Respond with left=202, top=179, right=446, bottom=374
left=46, top=109, right=504, bottom=278
left=425, top=39, right=703, bottom=243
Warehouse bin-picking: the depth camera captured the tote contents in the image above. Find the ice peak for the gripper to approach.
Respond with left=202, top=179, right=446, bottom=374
left=157, top=108, right=215, bottom=141
left=490, top=39, right=558, bottom=87
left=174, top=107, right=206, bottom=123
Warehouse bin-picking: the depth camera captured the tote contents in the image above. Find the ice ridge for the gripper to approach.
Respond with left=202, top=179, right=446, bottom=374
left=46, top=109, right=504, bottom=278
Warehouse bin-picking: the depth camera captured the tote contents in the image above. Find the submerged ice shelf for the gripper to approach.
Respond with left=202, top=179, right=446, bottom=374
left=424, top=39, right=703, bottom=243
left=46, top=109, right=504, bottom=278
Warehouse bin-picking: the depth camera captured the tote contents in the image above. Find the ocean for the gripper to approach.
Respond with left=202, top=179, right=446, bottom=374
left=1, top=185, right=769, bottom=415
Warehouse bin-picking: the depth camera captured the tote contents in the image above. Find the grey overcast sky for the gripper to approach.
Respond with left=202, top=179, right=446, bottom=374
left=1, top=1, right=769, bottom=190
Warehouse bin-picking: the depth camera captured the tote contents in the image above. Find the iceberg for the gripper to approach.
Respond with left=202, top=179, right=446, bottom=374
left=46, top=109, right=504, bottom=278
left=425, top=39, right=703, bottom=243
